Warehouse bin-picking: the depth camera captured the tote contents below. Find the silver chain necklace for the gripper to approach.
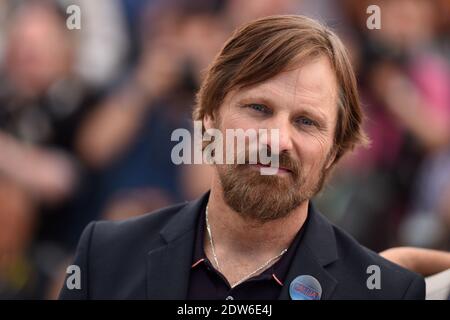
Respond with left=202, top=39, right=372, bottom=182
left=205, top=206, right=288, bottom=288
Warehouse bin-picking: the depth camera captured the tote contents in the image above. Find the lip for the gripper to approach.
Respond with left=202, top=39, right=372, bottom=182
left=250, top=163, right=292, bottom=174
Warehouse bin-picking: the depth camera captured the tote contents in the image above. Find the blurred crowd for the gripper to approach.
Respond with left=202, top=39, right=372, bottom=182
left=0, top=0, right=448, bottom=299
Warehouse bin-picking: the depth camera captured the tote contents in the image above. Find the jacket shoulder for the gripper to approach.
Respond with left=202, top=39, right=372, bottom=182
left=329, top=224, right=425, bottom=299
left=59, top=201, right=190, bottom=299
left=92, top=201, right=189, bottom=246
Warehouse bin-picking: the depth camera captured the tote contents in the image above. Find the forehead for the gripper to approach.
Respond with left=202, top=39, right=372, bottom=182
left=228, top=56, right=339, bottom=121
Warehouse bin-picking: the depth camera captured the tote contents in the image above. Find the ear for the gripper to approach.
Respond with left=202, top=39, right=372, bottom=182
left=324, top=147, right=338, bottom=170
left=203, top=114, right=215, bottom=131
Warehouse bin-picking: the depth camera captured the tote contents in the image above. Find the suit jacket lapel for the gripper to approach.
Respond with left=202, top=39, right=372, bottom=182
left=146, top=193, right=209, bottom=299
left=279, top=203, right=339, bottom=300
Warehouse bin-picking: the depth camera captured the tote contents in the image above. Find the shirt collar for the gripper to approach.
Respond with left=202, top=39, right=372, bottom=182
left=191, top=203, right=310, bottom=287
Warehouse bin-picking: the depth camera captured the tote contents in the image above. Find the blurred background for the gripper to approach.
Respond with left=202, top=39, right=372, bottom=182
left=0, top=0, right=448, bottom=299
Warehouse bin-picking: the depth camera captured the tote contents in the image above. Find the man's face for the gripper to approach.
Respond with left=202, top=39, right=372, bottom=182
left=205, top=56, right=339, bottom=221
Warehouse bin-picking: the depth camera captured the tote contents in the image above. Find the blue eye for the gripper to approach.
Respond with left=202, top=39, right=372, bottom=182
left=297, top=117, right=315, bottom=126
left=248, top=104, right=269, bottom=113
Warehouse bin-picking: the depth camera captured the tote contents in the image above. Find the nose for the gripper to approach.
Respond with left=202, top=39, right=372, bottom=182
left=264, top=114, right=294, bottom=154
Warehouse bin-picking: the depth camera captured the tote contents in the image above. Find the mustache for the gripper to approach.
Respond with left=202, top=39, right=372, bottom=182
left=237, top=150, right=301, bottom=177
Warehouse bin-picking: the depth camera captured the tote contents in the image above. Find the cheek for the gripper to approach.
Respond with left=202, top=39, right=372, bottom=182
left=296, top=135, right=334, bottom=171
left=214, top=113, right=252, bottom=158
left=219, top=112, right=265, bottom=146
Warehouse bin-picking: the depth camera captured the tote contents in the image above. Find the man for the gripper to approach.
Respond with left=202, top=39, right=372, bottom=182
left=59, top=15, right=425, bottom=300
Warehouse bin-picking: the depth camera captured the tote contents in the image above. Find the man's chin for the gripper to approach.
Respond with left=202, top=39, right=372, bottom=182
left=222, top=181, right=301, bottom=221
left=230, top=193, right=303, bottom=222
left=218, top=164, right=307, bottom=219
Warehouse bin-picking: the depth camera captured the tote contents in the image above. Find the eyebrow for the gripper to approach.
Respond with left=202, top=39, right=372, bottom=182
left=235, top=93, right=329, bottom=124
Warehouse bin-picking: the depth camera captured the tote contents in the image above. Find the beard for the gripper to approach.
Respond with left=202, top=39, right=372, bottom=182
left=217, top=150, right=329, bottom=222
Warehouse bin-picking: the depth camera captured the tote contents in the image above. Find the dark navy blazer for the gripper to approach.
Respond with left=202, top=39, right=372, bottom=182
left=59, top=192, right=425, bottom=300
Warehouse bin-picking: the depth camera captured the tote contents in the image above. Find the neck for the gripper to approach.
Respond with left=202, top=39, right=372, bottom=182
left=206, top=176, right=309, bottom=257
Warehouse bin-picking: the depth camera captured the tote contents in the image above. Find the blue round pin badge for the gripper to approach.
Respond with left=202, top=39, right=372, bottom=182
left=289, top=275, right=322, bottom=300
